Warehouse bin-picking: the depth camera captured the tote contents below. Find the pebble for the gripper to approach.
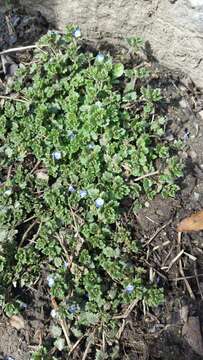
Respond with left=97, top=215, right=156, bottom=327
left=188, top=150, right=197, bottom=160
left=198, top=110, right=203, bottom=121
left=193, top=192, right=200, bottom=201
left=179, top=98, right=188, bottom=109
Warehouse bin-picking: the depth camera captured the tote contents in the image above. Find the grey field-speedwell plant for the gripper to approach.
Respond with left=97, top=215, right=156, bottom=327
left=0, top=25, right=183, bottom=356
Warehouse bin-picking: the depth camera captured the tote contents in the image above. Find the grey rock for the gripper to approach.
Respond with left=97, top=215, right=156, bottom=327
left=16, top=0, right=203, bottom=89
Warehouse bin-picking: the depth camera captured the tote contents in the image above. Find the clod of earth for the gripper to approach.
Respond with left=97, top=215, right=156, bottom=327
left=177, top=210, right=203, bottom=232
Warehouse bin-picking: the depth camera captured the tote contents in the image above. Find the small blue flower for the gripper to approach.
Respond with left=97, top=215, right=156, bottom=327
left=68, top=131, right=76, bottom=140
left=64, top=261, right=69, bottom=269
left=80, top=190, right=87, bottom=198
left=95, top=198, right=104, bottom=208
left=95, top=101, right=103, bottom=108
left=68, top=304, right=78, bottom=314
left=96, top=53, right=105, bottom=62
left=183, top=128, right=190, bottom=142
left=125, top=284, right=134, bottom=294
left=52, top=151, right=62, bottom=160
left=68, top=185, right=76, bottom=193
left=19, top=302, right=28, bottom=309
left=47, top=275, right=55, bottom=288
left=4, top=189, right=12, bottom=196
left=88, top=143, right=95, bottom=150
left=51, top=309, right=57, bottom=318
left=73, top=28, right=81, bottom=38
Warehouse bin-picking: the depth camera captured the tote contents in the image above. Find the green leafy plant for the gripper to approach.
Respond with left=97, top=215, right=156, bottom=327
left=0, top=25, right=183, bottom=357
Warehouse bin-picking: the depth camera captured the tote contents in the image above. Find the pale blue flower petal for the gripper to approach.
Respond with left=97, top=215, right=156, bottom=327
left=96, top=53, right=105, bottom=62
left=95, top=198, right=104, bottom=208
left=73, top=28, right=81, bottom=38
left=80, top=190, right=87, bottom=198
left=52, top=151, right=62, bottom=160
left=47, top=275, right=55, bottom=288
left=125, top=284, right=134, bottom=294
left=88, top=143, right=95, bottom=150
left=68, top=185, right=76, bottom=193
left=68, top=304, right=78, bottom=314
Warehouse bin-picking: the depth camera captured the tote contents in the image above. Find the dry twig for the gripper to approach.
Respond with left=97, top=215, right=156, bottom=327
left=133, top=170, right=159, bottom=183
left=19, top=220, right=38, bottom=248
left=143, top=219, right=172, bottom=248
left=113, top=299, right=139, bottom=320
left=0, top=44, right=47, bottom=56
left=51, top=297, right=71, bottom=349
left=177, top=232, right=195, bottom=299
left=0, top=95, right=28, bottom=103
left=81, top=329, right=96, bottom=360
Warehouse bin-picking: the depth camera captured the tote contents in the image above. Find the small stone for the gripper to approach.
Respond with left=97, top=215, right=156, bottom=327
left=179, top=98, right=188, bottom=108
left=36, top=171, right=49, bottom=181
left=194, top=192, right=200, bottom=201
left=9, top=315, right=25, bottom=330
left=182, top=316, right=203, bottom=356
left=188, top=150, right=197, bottom=160
left=198, top=110, right=203, bottom=121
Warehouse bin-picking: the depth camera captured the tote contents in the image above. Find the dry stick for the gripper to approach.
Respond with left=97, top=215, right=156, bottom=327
left=68, top=335, right=86, bottom=358
left=6, top=165, right=12, bottom=180
left=51, top=297, right=71, bottom=349
left=30, top=222, right=42, bottom=244
left=56, top=234, right=71, bottom=264
left=144, top=259, right=168, bottom=281
left=23, top=215, right=36, bottom=224
left=19, top=220, right=38, bottom=248
left=133, top=170, right=159, bottom=183
left=183, top=251, right=197, bottom=261
left=102, top=328, right=106, bottom=353
left=153, top=240, right=170, bottom=251
left=116, top=319, right=126, bottom=340
left=166, top=249, right=184, bottom=272
left=188, top=237, right=203, bottom=300
left=162, top=243, right=175, bottom=267
left=0, top=44, right=47, bottom=56
left=113, top=299, right=139, bottom=320
left=82, top=329, right=96, bottom=360
left=30, top=160, right=41, bottom=175
left=0, top=95, right=28, bottom=103
left=143, top=219, right=172, bottom=248
left=171, top=274, right=203, bottom=281
left=179, top=258, right=195, bottom=299
left=177, top=232, right=195, bottom=300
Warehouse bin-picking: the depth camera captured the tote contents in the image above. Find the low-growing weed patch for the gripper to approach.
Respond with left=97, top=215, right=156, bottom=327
left=0, top=26, right=183, bottom=358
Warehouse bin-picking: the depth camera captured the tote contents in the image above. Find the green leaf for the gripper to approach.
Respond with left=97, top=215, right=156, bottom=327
left=122, top=91, right=137, bottom=102
left=50, top=325, right=62, bottom=338
left=79, top=311, right=99, bottom=325
left=95, top=350, right=108, bottom=360
left=54, top=337, right=65, bottom=351
left=112, top=63, right=124, bottom=78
